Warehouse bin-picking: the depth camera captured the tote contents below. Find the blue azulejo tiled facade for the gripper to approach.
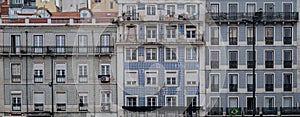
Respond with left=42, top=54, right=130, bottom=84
left=205, top=0, right=299, bottom=116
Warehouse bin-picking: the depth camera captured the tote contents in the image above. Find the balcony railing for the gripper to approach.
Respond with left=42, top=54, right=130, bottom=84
left=79, top=103, right=88, bottom=111
left=247, top=84, right=254, bottom=92
left=34, top=76, right=43, bottom=83
left=206, top=12, right=299, bottom=21
left=56, top=75, right=65, bottom=83
left=12, top=103, right=21, bottom=111
left=123, top=13, right=139, bottom=21
left=57, top=103, right=66, bottom=111
left=0, top=17, right=115, bottom=24
left=284, top=61, right=292, bottom=68
left=265, top=37, right=274, bottom=45
left=229, top=61, right=238, bottom=68
left=247, top=61, right=255, bottom=68
left=247, top=37, right=254, bottom=45
left=211, top=84, right=219, bottom=92
left=243, top=107, right=260, bottom=115
left=262, top=107, right=277, bottom=115
left=229, top=84, right=238, bottom=92
left=284, top=37, right=292, bottom=44
left=284, top=84, right=292, bottom=91
left=229, top=38, right=237, bottom=45
left=265, top=61, right=274, bottom=68
left=208, top=107, right=223, bottom=115
left=79, top=75, right=88, bottom=83
left=0, top=46, right=114, bottom=55
left=34, top=103, right=44, bottom=111
left=265, top=84, right=274, bottom=91
left=12, top=75, right=21, bottom=83
left=226, top=107, right=242, bottom=115
left=280, top=107, right=300, bottom=115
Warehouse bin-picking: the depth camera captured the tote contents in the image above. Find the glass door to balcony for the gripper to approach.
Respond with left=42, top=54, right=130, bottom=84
left=34, top=35, right=43, bottom=53
left=283, top=3, right=292, bottom=20
left=56, top=35, right=65, bottom=53
left=228, top=4, right=237, bottom=20
left=265, top=3, right=274, bottom=20
left=11, top=35, right=20, bottom=53
left=78, top=35, right=88, bottom=53
left=100, top=35, right=110, bottom=53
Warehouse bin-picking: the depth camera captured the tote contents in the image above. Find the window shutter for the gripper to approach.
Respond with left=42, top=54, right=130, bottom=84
left=186, top=71, right=198, bottom=82
left=34, top=92, right=44, bottom=103
left=56, top=92, right=66, bottom=103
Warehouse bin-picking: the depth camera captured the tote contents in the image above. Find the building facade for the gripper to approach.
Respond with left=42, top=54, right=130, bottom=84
left=116, top=0, right=206, bottom=117
left=205, top=0, right=299, bottom=116
left=0, top=9, right=118, bottom=117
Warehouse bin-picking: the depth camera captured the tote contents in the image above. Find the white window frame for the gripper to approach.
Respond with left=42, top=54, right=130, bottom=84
left=33, top=35, right=43, bottom=53
left=125, top=47, right=138, bottom=62
left=78, top=64, right=88, bottom=83
left=282, top=49, right=293, bottom=68
left=246, top=73, right=257, bottom=92
left=264, top=26, right=275, bottom=45
left=185, top=95, right=198, bottom=106
left=145, top=70, right=158, bottom=86
left=246, top=26, right=257, bottom=45
left=282, top=96, right=293, bottom=107
left=146, top=5, right=156, bottom=15
left=210, top=73, right=220, bottom=92
left=264, top=96, right=275, bottom=108
left=228, top=73, right=239, bottom=92
left=210, top=96, right=220, bottom=107
left=100, top=64, right=110, bottom=76
left=165, top=95, right=178, bottom=106
left=145, top=47, right=158, bottom=62
left=210, top=26, right=220, bottom=45
left=101, top=90, right=112, bottom=104
left=185, top=70, right=198, bottom=86
left=264, top=49, right=275, bottom=68
left=165, top=47, right=177, bottom=61
left=145, top=95, right=158, bottom=106
left=11, top=63, right=21, bottom=83
left=228, top=96, right=239, bottom=108
left=125, top=70, right=138, bottom=86
left=282, top=26, right=293, bottom=45
left=78, top=35, right=88, bottom=53
left=146, top=26, right=157, bottom=40
left=55, top=63, right=66, bottom=83
left=165, top=71, right=178, bottom=86
left=33, top=63, right=44, bottom=83
left=11, top=91, right=22, bottom=111
left=282, top=72, right=293, bottom=91
left=125, top=95, right=138, bottom=106
left=166, top=25, right=177, bottom=39
left=210, top=50, right=220, bottom=69
left=264, top=73, right=275, bottom=92
left=228, top=27, right=238, bottom=45
left=185, top=46, right=198, bottom=61
left=228, top=50, right=238, bottom=69
left=246, top=49, right=257, bottom=69
left=186, top=26, right=196, bottom=39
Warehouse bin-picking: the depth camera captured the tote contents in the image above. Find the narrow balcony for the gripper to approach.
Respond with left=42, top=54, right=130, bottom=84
left=247, top=37, right=254, bottom=45
left=265, top=61, right=274, bottom=68
left=207, top=107, right=223, bottom=115
left=206, top=12, right=299, bottom=22
left=265, top=84, right=274, bottom=91
left=211, top=84, right=219, bottom=92
left=284, top=61, right=292, bottom=68
left=34, top=76, right=43, bottom=83
left=12, top=103, right=21, bottom=111
left=265, top=37, right=274, bottom=45
left=284, top=37, right=292, bottom=44
left=79, top=103, right=88, bottom=111
left=57, top=103, right=66, bottom=111
left=247, top=84, right=254, bottom=92
left=210, top=61, right=219, bottom=69
left=56, top=75, right=65, bottom=83
left=243, top=107, right=260, bottom=115
left=11, top=75, right=21, bottom=83
left=229, top=61, right=238, bottom=69
left=34, top=104, right=44, bottom=111
left=284, top=84, right=292, bottom=91
left=262, top=107, right=277, bottom=115
left=229, top=84, right=238, bottom=92
left=247, top=61, right=255, bottom=68
left=226, top=107, right=242, bottom=115
left=0, top=46, right=114, bottom=56
left=280, top=107, right=300, bottom=115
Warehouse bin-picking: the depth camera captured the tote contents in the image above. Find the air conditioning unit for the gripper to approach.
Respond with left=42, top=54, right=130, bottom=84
left=102, top=105, right=110, bottom=111
left=98, top=75, right=110, bottom=83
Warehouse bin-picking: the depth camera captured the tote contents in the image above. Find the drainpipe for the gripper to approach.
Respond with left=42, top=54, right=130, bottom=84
left=25, top=31, right=28, bottom=116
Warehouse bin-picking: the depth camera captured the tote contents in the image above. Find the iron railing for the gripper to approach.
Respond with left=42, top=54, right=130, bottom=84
left=262, top=107, right=277, bottom=115
left=281, top=107, right=300, bottom=115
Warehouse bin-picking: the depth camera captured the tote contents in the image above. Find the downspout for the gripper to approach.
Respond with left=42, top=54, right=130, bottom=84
left=25, top=30, right=28, bottom=116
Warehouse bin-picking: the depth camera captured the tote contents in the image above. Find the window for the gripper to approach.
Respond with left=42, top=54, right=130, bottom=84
left=165, top=47, right=177, bottom=61
left=283, top=3, right=292, bottom=19
left=166, top=96, right=177, bottom=106
left=247, top=27, right=255, bottom=45
left=247, top=74, right=255, bottom=92
left=13, top=0, right=23, bottom=4
left=100, top=64, right=110, bottom=76
left=78, top=35, right=88, bottom=53
left=186, top=96, right=197, bottom=106
left=11, top=93, right=21, bottom=111
left=283, top=97, right=292, bottom=107
left=210, top=4, right=219, bottom=13
left=228, top=3, right=238, bottom=20
left=125, top=48, right=137, bottom=61
left=79, top=93, right=88, bottom=111
left=246, top=3, right=256, bottom=13
left=145, top=71, right=157, bottom=86
left=147, top=5, right=156, bottom=15
left=186, top=47, right=197, bottom=60
left=56, top=35, right=65, bottom=53
left=145, top=48, right=157, bottom=61
left=186, top=26, right=196, bottom=39
left=126, top=96, right=137, bottom=106
left=165, top=71, right=178, bottom=86
left=229, top=97, right=238, bottom=108
left=166, top=26, right=176, bottom=39
left=146, top=26, right=157, bottom=40
left=247, top=51, right=255, bottom=68
left=210, top=27, right=219, bottom=45
left=110, top=2, right=113, bottom=9
left=283, top=73, right=292, bottom=91
left=265, top=50, right=274, bottom=68
left=229, top=27, right=238, bottom=45
left=247, top=97, right=255, bottom=110
left=125, top=71, right=138, bottom=86
left=33, top=63, right=43, bottom=83
left=229, top=51, right=238, bottom=68
left=11, top=35, right=20, bottom=53
left=265, top=74, right=274, bottom=91
left=211, top=51, right=219, bottom=69
left=185, top=71, right=198, bottom=86
left=101, top=91, right=111, bottom=105
left=56, top=92, right=66, bottom=111
left=167, top=5, right=175, bottom=15
left=126, top=5, right=137, bottom=20
left=211, top=97, right=220, bottom=107
left=94, top=0, right=101, bottom=3
left=265, top=27, right=274, bottom=45
left=34, top=35, right=43, bottom=53
left=211, top=74, right=219, bottom=92
left=265, top=97, right=274, bottom=108
left=56, top=64, right=66, bottom=83
left=100, top=35, right=110, bottom=53
left=283, top=27, right=292, bottom=44
left=283, top=50, right=292, bottom=68
left=187, top=5, right=196, bottom=19
left=146, top=96, right=157, bottom=106
left=11, top=63, right=21, bottom=83
left=229, top=74, right=238, bottom=92
left=34, top=92, right=44, bottom=111
left=78, top=64, right=88, bottom=83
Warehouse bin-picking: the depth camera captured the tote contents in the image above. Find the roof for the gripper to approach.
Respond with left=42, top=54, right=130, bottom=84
left=51, top=12, right=80, bottom=18
left=92, top=12, right=118, bottom=18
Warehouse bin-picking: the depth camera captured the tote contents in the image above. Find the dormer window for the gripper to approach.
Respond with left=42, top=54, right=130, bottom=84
left=80, top=9, right=92, bottom=18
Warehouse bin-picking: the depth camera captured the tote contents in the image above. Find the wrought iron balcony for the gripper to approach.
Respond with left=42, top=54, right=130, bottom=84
left=229, top=84, right=238, bottom=92
left=280, top=107, right=300, bottom=115
left=123, top=13, right=140, bottom=21
left=243, top=107, right=260, bottom=115
left=229, top=61, right=238, bottom=68
left=247, top=61, right=255, bottom=68
left=122, top=106, right=201, bottom=112
left=262, top=107, right=277, bottom=115
left=12, top=103, right=21, bottom=111
left=226, top=107, right=242, bottom=115
left=11, top=75, right=21, bottom=83
left=265, top=37, right=274, bottom=45
left=265, top=84, right=274, bottom=91
left=247, top=84, right=254, bottom=92
left=34, top=104, right=44, bottom=111
left=284, top=37, right=292, bottom=44
left=56, top=75, right=65, bottom=83
left=208, top=107, right=223, bottom=115
left=0, top=46, right=114, bottom=55
left=229, top=37, right=237, bottom=45
left=265, top=61, right=274, bottom=68
left=57, top=103, right=66, bottom=111
left=79, top=103, right=88, bottom=111
left=284, top=84, right=292, bottom=91
left=206, top=12, right=299, bottom=22
left=284, top=61, right=292, bottom=68
left=247, top=37, right=254, bottom=45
